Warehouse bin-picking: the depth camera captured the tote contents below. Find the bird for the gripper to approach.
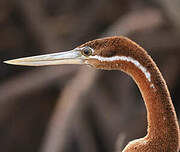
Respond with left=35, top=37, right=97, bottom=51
left=4, top=36, right=180, bottom=151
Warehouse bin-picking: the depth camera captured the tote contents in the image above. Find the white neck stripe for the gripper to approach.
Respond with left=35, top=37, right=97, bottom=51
left=90, top=55, right=152, bottom=83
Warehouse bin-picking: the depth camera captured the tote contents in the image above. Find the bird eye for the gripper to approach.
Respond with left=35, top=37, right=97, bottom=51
left=81, top=47, right=92, bottom=56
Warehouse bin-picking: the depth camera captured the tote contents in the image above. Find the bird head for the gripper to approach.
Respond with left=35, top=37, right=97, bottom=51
left=4, top=36, right=148, bottom=71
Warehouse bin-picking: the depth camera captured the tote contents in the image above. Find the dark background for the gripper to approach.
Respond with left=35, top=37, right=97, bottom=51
left=0, top=0, right=180, bottom=152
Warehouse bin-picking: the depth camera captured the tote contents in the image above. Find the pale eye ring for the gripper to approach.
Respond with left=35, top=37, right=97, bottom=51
left=81, top=47, right=93, bottom=56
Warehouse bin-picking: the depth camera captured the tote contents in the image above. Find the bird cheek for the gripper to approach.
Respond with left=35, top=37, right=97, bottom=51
left=85, top=59, right=97, bottom=68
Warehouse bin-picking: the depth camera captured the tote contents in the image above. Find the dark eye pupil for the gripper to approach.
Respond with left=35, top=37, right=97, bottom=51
left=83, top=47, right=92, bottom=56
left=84, top=49, right=90, bottom=55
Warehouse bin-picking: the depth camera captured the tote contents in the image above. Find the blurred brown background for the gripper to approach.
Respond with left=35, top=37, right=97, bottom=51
left=0, top=0, right=180, bottom=152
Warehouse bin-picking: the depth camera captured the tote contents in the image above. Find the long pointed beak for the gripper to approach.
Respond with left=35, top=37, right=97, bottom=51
left=4, top=49, right=85, bottom=66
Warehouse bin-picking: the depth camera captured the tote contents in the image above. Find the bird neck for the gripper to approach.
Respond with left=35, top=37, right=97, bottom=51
left=119, top=50, right=179, bottom=140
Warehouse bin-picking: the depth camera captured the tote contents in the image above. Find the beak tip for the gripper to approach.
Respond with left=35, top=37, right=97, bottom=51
left=4, top=60, right=11, bottom=64
left=4, top=60, right=18, bottom=65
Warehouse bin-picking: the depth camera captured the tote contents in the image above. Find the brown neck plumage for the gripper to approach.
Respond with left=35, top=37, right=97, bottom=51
left=116, top=38, right=180, bottom=147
